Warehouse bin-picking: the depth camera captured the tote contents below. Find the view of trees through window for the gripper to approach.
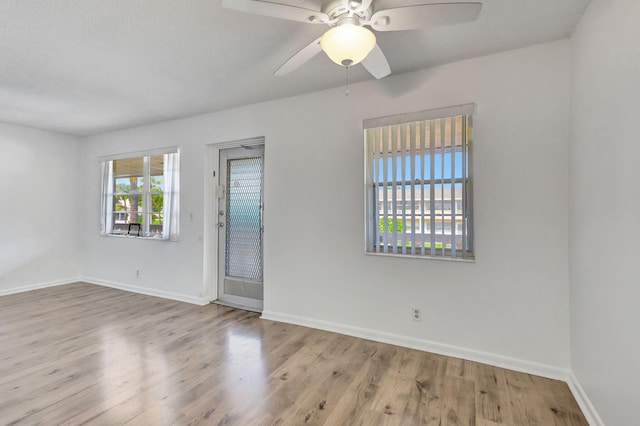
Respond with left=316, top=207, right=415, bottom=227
left=112, top=155, right=164, bottom=235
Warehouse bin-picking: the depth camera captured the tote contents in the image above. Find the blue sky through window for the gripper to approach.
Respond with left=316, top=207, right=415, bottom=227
left=376, top=150, right=464, bottom=182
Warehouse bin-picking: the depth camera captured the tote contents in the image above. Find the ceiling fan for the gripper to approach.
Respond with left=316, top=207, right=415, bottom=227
left=221, top=0, right=482, bottom=79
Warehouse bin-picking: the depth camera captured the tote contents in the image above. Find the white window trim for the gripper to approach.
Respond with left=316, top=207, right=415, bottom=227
left=98, top=146, right=179, bottom=162
left=362, top=103, right=476, bottom=130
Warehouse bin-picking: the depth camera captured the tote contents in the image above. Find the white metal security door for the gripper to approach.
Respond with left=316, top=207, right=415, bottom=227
left=217, top=145, right=264, bottom=311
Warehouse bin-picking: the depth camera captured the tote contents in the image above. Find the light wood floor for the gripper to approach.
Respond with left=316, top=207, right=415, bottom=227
left=0, top=282, right=587, bottom=425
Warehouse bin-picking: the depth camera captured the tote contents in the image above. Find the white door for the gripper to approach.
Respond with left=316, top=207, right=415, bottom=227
left=217, top=145, right=264, bottom=311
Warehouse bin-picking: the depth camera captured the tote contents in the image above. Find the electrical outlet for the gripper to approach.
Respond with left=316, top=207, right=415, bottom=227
left=412, top=307, right=422, bottom=321
left=136, top=269, right=140, bottom=278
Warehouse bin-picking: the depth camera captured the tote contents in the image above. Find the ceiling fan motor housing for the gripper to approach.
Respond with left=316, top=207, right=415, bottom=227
left=323, top=0, right=372, bottom=22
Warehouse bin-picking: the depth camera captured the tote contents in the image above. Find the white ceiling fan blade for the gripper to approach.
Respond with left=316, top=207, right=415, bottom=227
left=274, top=37, right=323, bottom=76
left=361, top=44, right=391, bottom=79
left=368, top=2, right=482, bottom=32
left=221, top=0, right=330, bottom=24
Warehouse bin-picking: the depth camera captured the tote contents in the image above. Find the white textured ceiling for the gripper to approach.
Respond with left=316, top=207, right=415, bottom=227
left=0, top=0, right=590, bottom=136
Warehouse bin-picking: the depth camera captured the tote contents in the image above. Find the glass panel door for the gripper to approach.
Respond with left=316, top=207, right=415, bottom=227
left=225, top=156, right=263, bottom=282
left=217, top=145, right=264, bottom=311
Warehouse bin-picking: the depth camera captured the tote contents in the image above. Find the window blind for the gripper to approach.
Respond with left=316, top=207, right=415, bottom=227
left=364, top=106, right=474, bottom=260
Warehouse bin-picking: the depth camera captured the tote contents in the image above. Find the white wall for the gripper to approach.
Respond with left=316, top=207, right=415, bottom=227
left=570, top=0, right=640, bottom=424
left=82, top=40, right=572, bottom=370
left=0, top=123, right=82, bottom=294
left=80, top=126, right=208, bottom=304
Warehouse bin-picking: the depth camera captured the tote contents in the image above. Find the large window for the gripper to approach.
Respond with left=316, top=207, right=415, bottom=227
left=364, top=105, right=474, bottom=260
left=100, top=148, right=180, bottom=240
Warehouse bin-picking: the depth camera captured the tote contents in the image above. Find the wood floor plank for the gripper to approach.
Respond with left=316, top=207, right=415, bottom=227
left=322, top=343, right=399, bottom=424
left=401, top=354, right=446, bottom=425
left=440, top=375, right=476, bottom=425
left=0, top=283, right=589, bottom=425
left=278, top=338, right=379, bottom=425
left=474, top=362, right=513, bottom=424
left=367, top=347, right=424, bottom=421
left=541, top=375, right=589, bottom=426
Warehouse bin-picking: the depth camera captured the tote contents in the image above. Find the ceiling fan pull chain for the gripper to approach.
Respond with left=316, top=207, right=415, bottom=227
left=345, top=66, right=351, bottom=96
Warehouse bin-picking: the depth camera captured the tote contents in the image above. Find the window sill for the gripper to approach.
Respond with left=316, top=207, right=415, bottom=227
left=365, top=251, right=475, bottom=263
left=103, top=233, right=170, bottom=241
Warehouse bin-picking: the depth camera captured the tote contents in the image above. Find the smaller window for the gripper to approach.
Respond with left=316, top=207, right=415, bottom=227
left=100, top=149, right=180, bottom=240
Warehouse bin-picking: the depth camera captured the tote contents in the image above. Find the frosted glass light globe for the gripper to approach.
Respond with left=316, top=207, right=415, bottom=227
left=320, top=24, right=376, bottom=67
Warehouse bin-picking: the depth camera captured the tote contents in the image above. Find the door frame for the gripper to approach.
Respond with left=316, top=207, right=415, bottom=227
left=203, top=137, right=265, bottom=307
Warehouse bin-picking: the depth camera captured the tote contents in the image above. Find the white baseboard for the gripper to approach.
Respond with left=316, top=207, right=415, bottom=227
left=0, top=278, right=79, bottom=296
left=81, top=277, right=209, bottom=306
left=0, top=276, right=209, bottom=306
left=261, top=310, right=571, bottom=382
left=567, top=372, right=605, bottom=426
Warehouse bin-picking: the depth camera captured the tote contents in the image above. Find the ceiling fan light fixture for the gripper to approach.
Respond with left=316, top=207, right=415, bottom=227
left=320, top=24, right=376, bottom=67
